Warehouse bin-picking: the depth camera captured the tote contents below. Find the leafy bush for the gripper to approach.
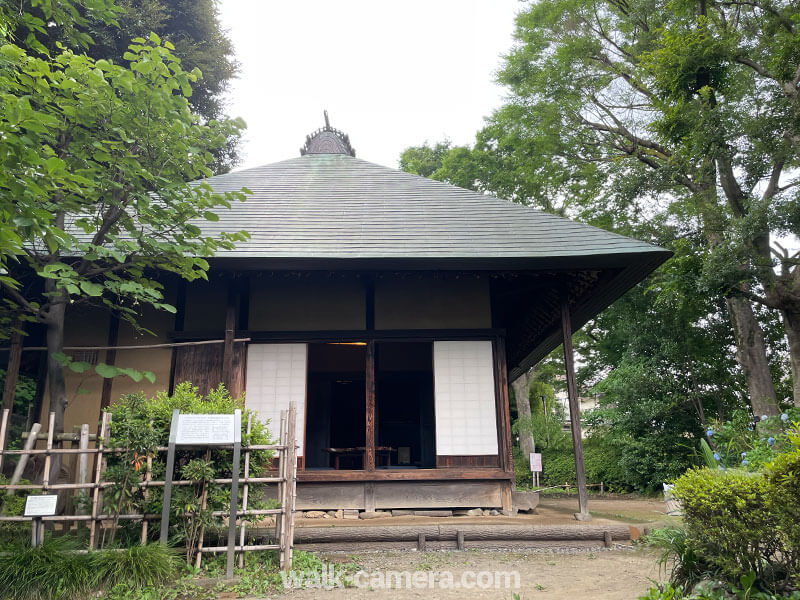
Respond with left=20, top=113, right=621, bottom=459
left=703, top=409, right=800, bottom=471
left=671, top=427, right=800, bottom=593
left=525, top=435, right=631, bottom=492
left=104, top=382, right=276, bottom=561
left=645, top=526, right=713, bottom=588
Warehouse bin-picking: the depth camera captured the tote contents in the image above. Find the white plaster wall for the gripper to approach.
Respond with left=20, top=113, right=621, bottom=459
left=245, top=344, right=307, bottom=456
left=433, top=341, right=498, bottom=455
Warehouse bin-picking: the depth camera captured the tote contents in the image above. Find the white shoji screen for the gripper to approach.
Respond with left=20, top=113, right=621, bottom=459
left=433, top=340, right=499, bottom=456
left=245, top=343, right=307, bottom=456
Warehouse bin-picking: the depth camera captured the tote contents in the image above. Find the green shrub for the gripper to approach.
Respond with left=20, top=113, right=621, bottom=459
left=672, top=468, right=782, bottom=585
left=645, top=526, right=713, bottom=588
left=92, top=543, right=183, bottom=591
left=0, top=536, right=94, bottom=600
left=104, top=383, right=276, bottom=561
left=672, top=458, right=799, bottom=592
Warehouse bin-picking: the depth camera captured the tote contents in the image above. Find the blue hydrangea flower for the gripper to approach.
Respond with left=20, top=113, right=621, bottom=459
left=781, top=413, right=789, bottom=422
left=741, top=452, right=747, bottom=458
left=741, top=459, right=749, bottom=466
left=706, top=429, right=714, bottom=437
left=713, top=452, right=721, bottom=461
left=761, top=415, right=768, bottom=421
left=768, top=437, right=775, bottom=446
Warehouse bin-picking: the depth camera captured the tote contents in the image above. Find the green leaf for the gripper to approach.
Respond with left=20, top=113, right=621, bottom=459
left=142, top=371, right=156, bottom=384
left=95, top=363, right=122, bottom=378
left=68, top=361, right=92, bottom=374
left=79, top=281, right=104, bottom=297
left=52, top=352, right=71, bottom=366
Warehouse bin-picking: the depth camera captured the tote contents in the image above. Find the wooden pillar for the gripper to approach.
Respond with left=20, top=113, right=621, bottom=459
left=222, top=279, right=237, bottom=392
left=561, top=300, right=591, bottom=521
left=168, top=278, right=187, bottom=395
left=99, top=313, right=120, bottom=411
left=493, top=337, right=514, bottom=475
left=365, top=340, right=376, bottom=471
left=1, top=321, right=23, bottom=413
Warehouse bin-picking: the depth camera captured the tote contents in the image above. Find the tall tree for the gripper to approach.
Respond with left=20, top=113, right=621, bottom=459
left=0, top=29, right=248, bottom=480
left=403, top=0, right=800, bottom=415
left=10, top=0, right=240, bottom=172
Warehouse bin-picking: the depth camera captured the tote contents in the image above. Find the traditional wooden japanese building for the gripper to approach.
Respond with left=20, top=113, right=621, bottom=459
left=21, top=119, right=670, bottom=514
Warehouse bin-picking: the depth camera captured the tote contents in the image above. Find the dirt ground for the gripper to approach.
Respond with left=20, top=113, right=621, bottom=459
left=233, top=496, right=670, bottom=599
left=275, top=547, right=662, bottom=599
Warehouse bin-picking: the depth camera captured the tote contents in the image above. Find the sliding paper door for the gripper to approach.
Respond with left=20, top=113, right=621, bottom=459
left=245, top=343, right=307, bottom=456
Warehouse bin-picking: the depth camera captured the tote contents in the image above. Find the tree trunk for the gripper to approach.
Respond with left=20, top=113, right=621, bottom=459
left=44, top=288, right=68, bottom=484
left=510, top=369, right=535, bottom=458
left=726, top=295, right=779, bottom=416
left=782, top=308, right=800, bottom=408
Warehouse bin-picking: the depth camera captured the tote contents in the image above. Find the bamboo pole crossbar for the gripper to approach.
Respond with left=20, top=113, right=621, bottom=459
left=12, top=337, right=252, bottom=352
left=0, top=406, right=297, bottom=570
left=0, top=508, right=285, bottom=522
left=3, top=443, right=285, bottom=454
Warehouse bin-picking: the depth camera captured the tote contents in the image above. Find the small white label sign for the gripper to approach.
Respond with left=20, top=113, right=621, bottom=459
left=529, top=452, right=543, bottom=473
left=175, top=414, right=236, bottom=445
left=24, top=494, right=58, bottom=517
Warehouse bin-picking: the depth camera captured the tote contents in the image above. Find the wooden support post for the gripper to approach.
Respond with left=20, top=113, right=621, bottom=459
left=276, top=410, right=288, bottom=553
left=364, top=482, right=375, bottom=512
left=493, top=337, right=514, bottom=474
left=222, top=281, right=237, bottom=393
left=417, top=533, right=426, bottom=552
left=561, top=300, right=591, bottom=521
left=225, top=409, right=242, bottom=580
left=284, top=402, right=297, bottom=571
left=238, top=413, right=252, bottom=568
left=140, top=451, right=153, bottom=544
left=89, top=412, right=109, bottom=549
left=2, top=322, right=23, bottom=414
left=72, top=424, right=90, bottom=521
left=99, top=314, right=119, bottom=411
left=365, top=340, right=375, bottom=472
left=9, top=422, right=41, bottom=489
left=456, top=530, right=465, bottom=551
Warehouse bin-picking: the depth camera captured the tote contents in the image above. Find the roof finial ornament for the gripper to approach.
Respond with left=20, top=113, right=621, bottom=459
left=300, top=111, right=356, bottom=157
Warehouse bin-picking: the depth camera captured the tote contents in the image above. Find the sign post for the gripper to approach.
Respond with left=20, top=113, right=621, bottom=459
left=529, top=452, right=542, bottom=487
left=24, top=494, right=58, bottom=547
left=159, top=409, right=242, bottom=579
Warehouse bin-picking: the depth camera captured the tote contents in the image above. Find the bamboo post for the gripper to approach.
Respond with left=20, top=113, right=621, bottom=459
left=283, top=402, right=297, bottom=571
left=75, top=424, right=89, bottom=518
left=275, top=410, right=288, bottom=555
left=0, top=408, right=9, bottom=473
left=238, top=413, right=252, bottom=569
left=8, top=422, right=41, bottom=489
left=140, top=422, right=153, bottom=544
left=89, top=412, right=110, bottom=549
left=194, top=449, right=212, bottom=569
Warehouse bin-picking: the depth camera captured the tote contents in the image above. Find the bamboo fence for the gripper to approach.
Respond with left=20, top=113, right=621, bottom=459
left=0, top=404, right=298, bottom=570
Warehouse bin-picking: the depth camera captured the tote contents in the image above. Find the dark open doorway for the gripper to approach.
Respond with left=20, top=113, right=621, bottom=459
left=375, top=342, right=435, bottom=468
left=304, top=343, right=366, bottom=469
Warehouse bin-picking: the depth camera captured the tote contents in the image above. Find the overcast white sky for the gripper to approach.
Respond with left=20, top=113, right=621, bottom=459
left=218, top=1, right=522, bottom=170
